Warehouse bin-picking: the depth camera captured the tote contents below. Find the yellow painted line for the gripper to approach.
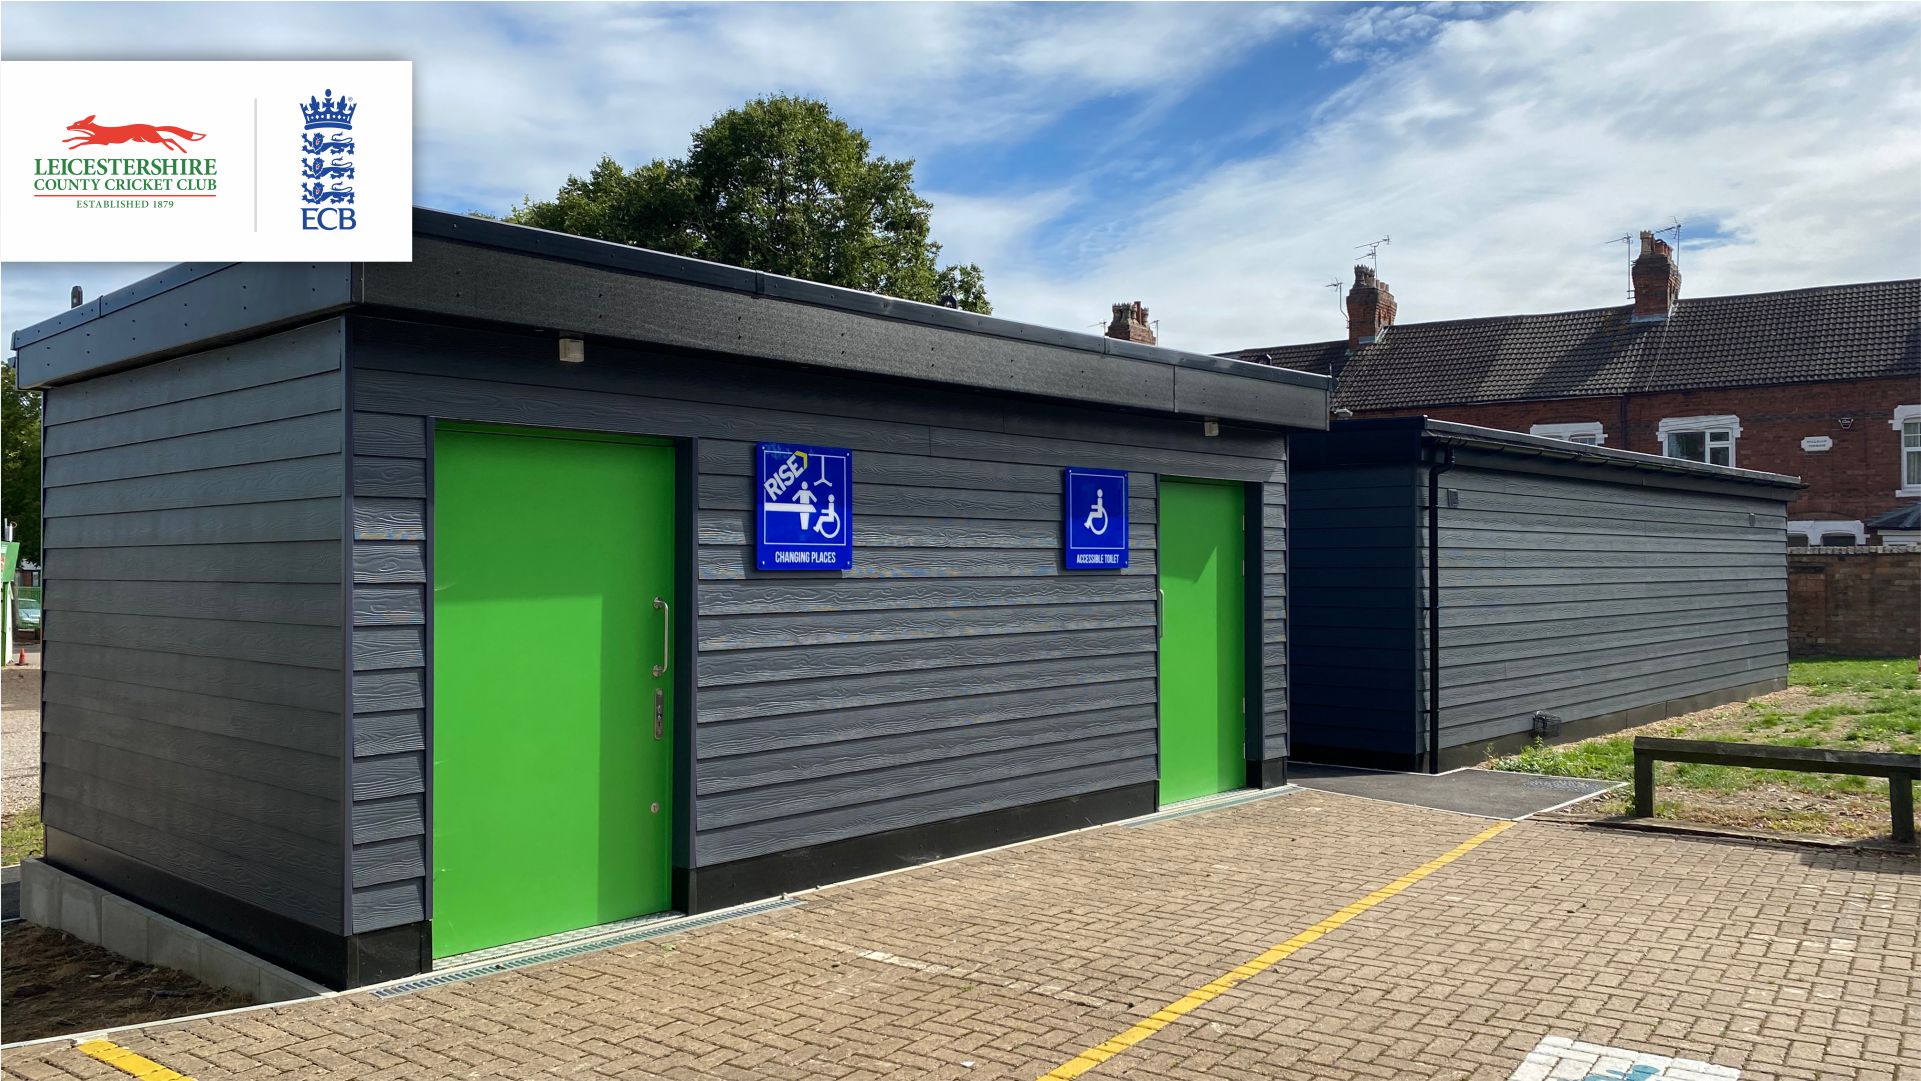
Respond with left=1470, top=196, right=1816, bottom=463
left=75, top=1039, right=196, bottom=1081
left=1038, top=820, right=1515, bottom=1080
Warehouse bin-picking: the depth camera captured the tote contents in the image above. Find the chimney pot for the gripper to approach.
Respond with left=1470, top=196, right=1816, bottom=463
left=1631, top=230, right=1681, bottom=320
left=1346, top=265, right=1396, bottom=350
left=1106, top=300, right=1157, bottom=345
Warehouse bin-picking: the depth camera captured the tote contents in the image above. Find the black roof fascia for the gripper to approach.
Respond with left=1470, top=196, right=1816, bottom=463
left=10, top=208, right=1329, bottom=432
left=408, top=209, right=1328, bottom=393
left=12, top=262, right=354, bottom=388
left=1295, top=416, right=1801, bottom=494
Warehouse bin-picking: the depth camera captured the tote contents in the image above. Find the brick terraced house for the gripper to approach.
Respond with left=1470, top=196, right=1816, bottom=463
left=1227, top=234, right=1921, bottom=545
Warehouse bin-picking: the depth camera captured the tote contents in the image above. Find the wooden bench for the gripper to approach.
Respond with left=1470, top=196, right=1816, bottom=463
left=1632, top=737, right=1919, bottom=843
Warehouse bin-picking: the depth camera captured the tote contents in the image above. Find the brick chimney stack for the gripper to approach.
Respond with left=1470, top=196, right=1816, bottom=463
left=1106, top=301, right=1156, bottom=345
left=1631, top=230, right=1681, bottom=321
left=1346, top=265, right=1396, bottom=350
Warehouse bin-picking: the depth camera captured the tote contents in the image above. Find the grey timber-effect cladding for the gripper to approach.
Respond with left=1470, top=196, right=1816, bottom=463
left=344, top=316, right=1290, bottom=931
left=37, top=320, right=349, bottom=932
left=1289, top=419, right=1800, bottom=771
left=14, top=209, right=1322, bottom=958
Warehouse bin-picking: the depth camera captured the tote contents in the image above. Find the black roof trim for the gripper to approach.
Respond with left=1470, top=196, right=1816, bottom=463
left=10, top=208, right=1329, bottom=431
left=1331, top=416, right=1803, bottom=490
left=11, top=262, right=236, bottom=350
left=411, top=209, right=1328, bottom=391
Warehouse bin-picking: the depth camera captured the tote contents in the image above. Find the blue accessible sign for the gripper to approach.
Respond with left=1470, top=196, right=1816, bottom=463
left=1063, top=467, right=1129, bottom=570
left=757, top=442, right=853, bottom=571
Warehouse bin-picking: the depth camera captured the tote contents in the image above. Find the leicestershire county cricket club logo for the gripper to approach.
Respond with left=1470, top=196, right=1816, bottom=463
left=299, top=88, right=357, bottom=231
left=30, top=114, right=218, bottom=208
left=65, top=116, right=206, bottom=154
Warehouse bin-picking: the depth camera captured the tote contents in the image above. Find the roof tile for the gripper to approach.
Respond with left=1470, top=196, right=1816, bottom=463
left=1228, top=279, right=1921, bottom=410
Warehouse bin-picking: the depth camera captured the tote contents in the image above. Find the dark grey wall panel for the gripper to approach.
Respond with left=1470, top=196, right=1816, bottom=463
left=42, top=413, right=340, bottom=488
left=42, top=541, right=340, bottom=584
left=341, top=315, right=1290, bottom=925
left=38, top=320, right=347, bottom=932
left=1286, top=465, right=1423, bottom=759
left=1290, top=421, right=1795, bottom=769
left=1431, top=461, right=1789, bottom=755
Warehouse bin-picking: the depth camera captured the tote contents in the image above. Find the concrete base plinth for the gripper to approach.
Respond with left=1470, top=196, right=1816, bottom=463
left=18, top=859, right=327, bottom=1006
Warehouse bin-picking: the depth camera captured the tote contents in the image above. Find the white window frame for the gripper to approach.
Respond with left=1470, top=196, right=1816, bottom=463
left=1893, top=404, right=1921, bottom=496
left=1789, top=519, right=1865, bottom=546
left=1658, top=414, right=1741, bottom=467
left=1529, top=421, right=1606, bottom=446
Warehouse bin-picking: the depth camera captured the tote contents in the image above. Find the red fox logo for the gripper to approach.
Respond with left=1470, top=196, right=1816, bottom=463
left=64, top=115, right=207, bottom=154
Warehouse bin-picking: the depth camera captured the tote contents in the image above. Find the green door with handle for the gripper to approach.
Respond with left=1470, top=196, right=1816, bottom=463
left=1156, top=478, right=1246, bottom=804
left=432, top=424, right=676, bottom=958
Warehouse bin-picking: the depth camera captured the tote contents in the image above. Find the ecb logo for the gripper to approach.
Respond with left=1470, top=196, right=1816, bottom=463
left=299, top=88, right=357, bottom=231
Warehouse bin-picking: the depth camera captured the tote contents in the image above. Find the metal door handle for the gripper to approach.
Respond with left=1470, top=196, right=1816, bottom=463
left=652, top=596, right=671, bottom=678
left=1155, top=588, right=1164, bottom=637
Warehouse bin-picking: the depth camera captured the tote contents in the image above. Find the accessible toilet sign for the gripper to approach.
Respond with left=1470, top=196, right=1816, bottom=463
left=1063, top=468, right=1129, bottom=569
left=757, top=443, right=853, bottom=570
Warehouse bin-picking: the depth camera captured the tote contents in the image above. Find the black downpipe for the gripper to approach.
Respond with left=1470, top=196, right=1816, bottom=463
left=1425, top=445, right=1455, bottom=773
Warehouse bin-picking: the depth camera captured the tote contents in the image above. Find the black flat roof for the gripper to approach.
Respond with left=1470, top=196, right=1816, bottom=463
left=12, top=208, right=1329, bottom=431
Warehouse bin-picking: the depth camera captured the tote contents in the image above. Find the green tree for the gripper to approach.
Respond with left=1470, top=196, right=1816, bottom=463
left=509, top=95, right=990, bottom=314
left=2, top=363, right=40, bottom=565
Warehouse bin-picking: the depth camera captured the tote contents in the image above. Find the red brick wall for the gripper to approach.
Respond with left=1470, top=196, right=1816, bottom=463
left=1787, top=547, right=1921, bottom=659
left=1356, top=375, right=1919, bottom=523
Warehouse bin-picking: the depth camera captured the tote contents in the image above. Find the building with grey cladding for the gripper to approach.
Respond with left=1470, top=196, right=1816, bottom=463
left=12, top=209, right=1326, bottom=987
left=1290, top=418, right=1801, bottom=772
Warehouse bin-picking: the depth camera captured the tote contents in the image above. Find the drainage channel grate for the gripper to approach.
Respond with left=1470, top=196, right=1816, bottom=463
left=1125, top=785, right=1299, bottom=828
left=370, top=897, right=802, bottom=998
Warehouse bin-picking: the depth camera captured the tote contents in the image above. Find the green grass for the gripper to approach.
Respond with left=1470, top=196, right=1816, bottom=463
left=2, top=807, right=44, bottom=865
left=1489, top=658, right=1921, bottom=837
left=1792, top=658, right=1919, bottom=696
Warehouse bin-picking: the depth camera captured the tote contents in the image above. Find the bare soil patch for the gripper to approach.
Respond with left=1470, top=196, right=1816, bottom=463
left=2, top=923, right=250, bottom=1044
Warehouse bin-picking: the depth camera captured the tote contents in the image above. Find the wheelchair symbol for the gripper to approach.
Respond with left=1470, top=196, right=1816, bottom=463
left=812, top=494, right=842, bottom=540
left=1083, top=488, right=1111, bottom=536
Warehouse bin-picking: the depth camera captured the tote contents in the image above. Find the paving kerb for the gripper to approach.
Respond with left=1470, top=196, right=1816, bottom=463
left=2, top=789, right=1915, bottom=1080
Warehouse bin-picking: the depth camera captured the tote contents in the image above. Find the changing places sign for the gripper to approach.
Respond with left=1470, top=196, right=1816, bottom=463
left=757, top=443, right=852, bottom=570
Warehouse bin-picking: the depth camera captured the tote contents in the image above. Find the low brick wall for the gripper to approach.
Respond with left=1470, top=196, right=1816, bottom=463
left=1788, top=546, right=1921, bottom=659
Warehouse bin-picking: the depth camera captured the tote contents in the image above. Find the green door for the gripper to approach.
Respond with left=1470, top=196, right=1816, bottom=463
left=432, top=425, right=676, bottom=958
left=1157, top=479, right=1246, bottom=804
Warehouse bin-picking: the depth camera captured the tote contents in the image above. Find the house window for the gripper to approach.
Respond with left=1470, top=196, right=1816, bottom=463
left=1658, top=414, right=1741, bottom=467
left=1894, top=405, right=1921, bottom=495
left=1529, top=421, right=1606, bottom=445
left=1789, top=519, right=1865, bottom=546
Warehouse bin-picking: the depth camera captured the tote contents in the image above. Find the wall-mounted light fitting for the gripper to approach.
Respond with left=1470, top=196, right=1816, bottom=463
left=1202, top=417, right=1220, bottom=437
left=559, top=337, right=586, bottom=363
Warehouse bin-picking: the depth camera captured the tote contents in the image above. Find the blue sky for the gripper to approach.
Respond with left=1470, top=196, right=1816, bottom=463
left=5, top=1, right=1919, bottom=353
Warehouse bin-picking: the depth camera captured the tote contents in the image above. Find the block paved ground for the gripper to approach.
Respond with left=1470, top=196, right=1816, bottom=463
left=3, top=789, right=1916, bottom=1080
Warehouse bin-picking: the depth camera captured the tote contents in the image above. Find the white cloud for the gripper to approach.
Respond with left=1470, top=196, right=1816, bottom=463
left=5, top=3, right=1917, bottom=356
left=923, top=187, right=1077, bottom=274
left=986, top=2, right=1921, bottom=352
left=1, top=1, right=1304, bottom=340
left=0, top=2, right=1300, bottom=210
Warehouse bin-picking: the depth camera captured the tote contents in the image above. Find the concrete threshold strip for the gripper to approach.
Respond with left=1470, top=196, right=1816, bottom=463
left=1036, top=819, right=1517, bottom=1081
